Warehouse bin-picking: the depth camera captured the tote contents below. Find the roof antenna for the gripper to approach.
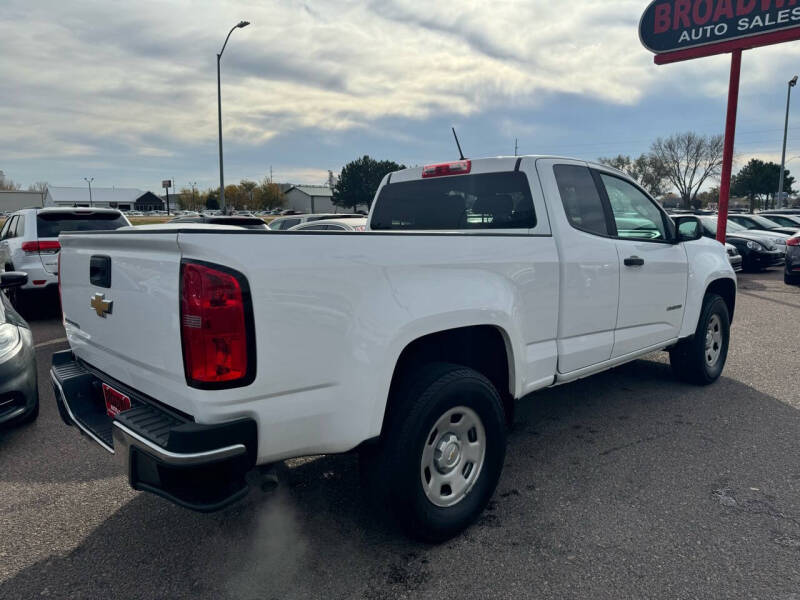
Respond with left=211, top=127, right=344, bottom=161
left=452, top=127, right=466, bottom=160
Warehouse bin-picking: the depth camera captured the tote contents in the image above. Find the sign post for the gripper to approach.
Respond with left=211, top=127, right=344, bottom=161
left=639, top=1, right=800, bottom=242
left=717, top=49, right=741, bottom=244
left=162, top=179, right=172, bottom=216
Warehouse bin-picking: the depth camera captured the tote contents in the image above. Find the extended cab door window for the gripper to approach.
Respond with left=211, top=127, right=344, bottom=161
left=553, top=165, right=611, bottom=237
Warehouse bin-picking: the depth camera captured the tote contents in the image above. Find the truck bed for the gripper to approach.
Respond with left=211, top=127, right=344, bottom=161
left=59, top=228, right=559, bottom=463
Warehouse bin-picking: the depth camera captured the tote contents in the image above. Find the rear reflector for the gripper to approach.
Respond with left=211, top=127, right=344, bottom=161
left=21, top=241, right=61, bottom=255
left=180, top=261, right=255, bottom=388
left=102, top=383, right=131, bottom=417
left=32, top=280, right=46, bottom=286
left=421, top=160, right=472, bottom=178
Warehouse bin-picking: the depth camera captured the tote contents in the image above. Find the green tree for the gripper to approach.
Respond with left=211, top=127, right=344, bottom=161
left=177, top=187, right=195, bottom=210
left=224, top=184, right=243, bottom=210
left=204, top=189, right=219, bottom=210
left=650, top=132, right=724, bottom=209
left=731, top=158, right=795, bottom=212
left=332, top=156, right=405, bottom=212
left=257, top=178, right=285, bottom=209
left=597, top=153, right=670, bottom=197
left=239, top=180, right=258, bottom=209
left=696, top=186, right=720, bottom=208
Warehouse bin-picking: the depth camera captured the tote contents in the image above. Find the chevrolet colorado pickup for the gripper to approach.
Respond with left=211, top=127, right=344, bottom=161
left=51, top=156, right=736, bottom=541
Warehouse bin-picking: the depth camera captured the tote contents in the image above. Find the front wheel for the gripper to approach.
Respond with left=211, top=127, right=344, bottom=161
left=669, top=293, right=730, bottom=385
left=364, top=363, right=507, bottom=542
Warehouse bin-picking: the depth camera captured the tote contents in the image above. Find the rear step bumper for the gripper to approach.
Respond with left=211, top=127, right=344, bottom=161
left=50, top=349, right=257, bottom=512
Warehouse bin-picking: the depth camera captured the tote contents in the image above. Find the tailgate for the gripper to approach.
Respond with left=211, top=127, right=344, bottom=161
left=59, top=232, right=190, bottom=413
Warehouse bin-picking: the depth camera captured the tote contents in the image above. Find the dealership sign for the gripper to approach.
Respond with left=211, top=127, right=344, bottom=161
left=640, top=0, right=800, bottom=63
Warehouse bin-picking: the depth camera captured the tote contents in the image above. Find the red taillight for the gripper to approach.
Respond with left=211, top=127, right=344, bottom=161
left=39, top=240, right=61, bottom=254
left=180, top=261, right=254, bottom=388
left=421, top=160, right=472, bottom=178
left=21, top=240, right=60, bottom=254
left=788, top=237, right=800, bottom=246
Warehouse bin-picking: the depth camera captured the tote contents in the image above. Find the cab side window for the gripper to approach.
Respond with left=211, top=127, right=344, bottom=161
left=599, top=174, right=667, bottom=241
left=553, top=165, right=609, bottom=236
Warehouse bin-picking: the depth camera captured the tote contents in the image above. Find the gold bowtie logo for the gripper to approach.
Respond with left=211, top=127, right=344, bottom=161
left=90, top=293, right=113, bottom=318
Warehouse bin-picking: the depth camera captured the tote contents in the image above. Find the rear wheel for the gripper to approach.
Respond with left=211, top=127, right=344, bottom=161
left=669, top=293, right=730, bottom=385
left=363, top=362, right=507, bottom=542
left=785, top=270, right=800, bottom=285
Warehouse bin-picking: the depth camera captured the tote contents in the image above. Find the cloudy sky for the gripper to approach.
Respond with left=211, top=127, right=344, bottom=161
left=4, top=0, right=800, bottom=193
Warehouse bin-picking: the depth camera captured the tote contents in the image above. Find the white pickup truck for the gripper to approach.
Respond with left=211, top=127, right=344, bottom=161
left=52, top=156, right=736, bottom=541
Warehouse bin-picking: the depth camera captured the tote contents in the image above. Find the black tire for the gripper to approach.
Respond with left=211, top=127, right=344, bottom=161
left=669, top=293, right=730, bottom=385
left=785, top=271, right=800, bottom=285
left=363, top=362, right=507, bottom=542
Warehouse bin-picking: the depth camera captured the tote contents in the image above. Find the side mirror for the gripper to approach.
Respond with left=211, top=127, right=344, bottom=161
left=673, top=216, right=703, bottom=243
left=0, top=271, right=28, bottom=290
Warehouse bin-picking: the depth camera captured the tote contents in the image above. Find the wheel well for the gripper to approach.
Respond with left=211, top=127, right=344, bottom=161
left=383, top=326, right=514, bottom=433
left=706, top=278, right=736, bottom=322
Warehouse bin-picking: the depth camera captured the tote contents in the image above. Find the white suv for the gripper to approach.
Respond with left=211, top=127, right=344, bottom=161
left=0, top=207, right=130, bottom=294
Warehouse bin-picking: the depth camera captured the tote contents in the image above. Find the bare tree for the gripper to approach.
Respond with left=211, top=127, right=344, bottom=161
left=650, top=132, right=724, bottom=209
left=0, top=170, right=21, bottom=191
left=28, top=181, right=48, bottom=193
left=598, top=153, right=670, bottom=197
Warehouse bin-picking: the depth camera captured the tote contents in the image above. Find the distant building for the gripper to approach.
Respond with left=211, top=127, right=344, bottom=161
left=283, top=185, right=336, bottom=213
left=44, top=186, right=162, bottom=211
left=136, top=192, right=165, bottom=212
left=0, top=190, right=45, bottom=213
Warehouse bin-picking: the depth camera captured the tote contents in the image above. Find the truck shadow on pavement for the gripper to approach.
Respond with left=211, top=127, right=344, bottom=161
left=3, top=358, right=800, bottom=599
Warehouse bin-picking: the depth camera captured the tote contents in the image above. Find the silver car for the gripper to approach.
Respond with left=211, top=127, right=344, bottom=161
left=0, top=272, right=38, bottom=427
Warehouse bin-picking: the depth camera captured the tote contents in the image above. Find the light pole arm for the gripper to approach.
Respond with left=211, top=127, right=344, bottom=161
left=218, top=25, right=238, bottom=60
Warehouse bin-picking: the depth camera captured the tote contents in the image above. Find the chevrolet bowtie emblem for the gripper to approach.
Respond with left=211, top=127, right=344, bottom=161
left=90, top=293, right=113, bottom=318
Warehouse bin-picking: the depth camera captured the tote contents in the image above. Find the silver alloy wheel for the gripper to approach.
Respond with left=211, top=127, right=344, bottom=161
left=420, top=406, right=486, bottom=508
left=705, top=314, right=723, bottom=367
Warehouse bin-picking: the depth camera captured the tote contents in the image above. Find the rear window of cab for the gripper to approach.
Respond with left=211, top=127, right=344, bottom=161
left=370, top=172, right=536, bottom=231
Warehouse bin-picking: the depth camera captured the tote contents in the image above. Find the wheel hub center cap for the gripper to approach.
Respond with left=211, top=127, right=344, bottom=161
left=434, top=434, right=461, bottom=473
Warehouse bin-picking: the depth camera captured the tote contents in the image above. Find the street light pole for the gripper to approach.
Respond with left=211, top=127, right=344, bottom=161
left=189, top=181, right=197, bottom=211
left=778, top=75, right=797, bottom=209
left=84, top=177, right=94, bottom=207
left=217, top=20, right=250, bottom=215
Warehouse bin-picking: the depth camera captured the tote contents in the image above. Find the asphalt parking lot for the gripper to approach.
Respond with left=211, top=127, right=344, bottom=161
left=1, top=271, right=799, bottom=600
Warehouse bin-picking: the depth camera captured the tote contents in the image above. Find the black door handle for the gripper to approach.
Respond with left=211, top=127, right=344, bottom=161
left=624, top=256, right=645, bottom=267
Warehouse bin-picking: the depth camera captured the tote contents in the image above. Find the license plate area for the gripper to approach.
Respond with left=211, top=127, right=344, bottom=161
left=102, top=383, right=131, bottom=418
